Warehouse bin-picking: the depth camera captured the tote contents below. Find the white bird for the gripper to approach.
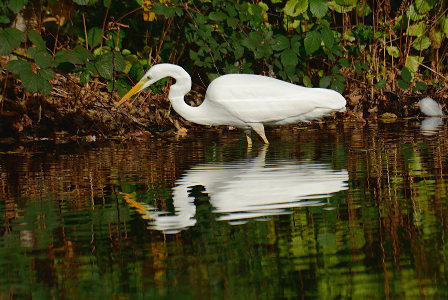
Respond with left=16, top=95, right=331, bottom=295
left=116, top=64, right=346, bottom=145
left=419, top=97, right=444, bottom=116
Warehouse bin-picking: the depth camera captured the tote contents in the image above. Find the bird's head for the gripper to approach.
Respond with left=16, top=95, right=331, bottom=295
left=115, top=66, right=161, bottom=107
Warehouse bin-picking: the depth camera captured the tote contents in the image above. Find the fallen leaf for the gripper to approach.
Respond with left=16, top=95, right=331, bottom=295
left=177, top=127, right=188, bottom=137
left=349, top=95, right=362, bottom=105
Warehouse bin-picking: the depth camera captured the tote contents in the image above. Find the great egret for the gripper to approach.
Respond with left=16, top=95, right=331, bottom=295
left=116, top=64, right=346, bottom=144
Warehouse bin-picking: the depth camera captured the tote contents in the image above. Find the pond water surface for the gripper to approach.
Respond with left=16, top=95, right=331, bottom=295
left=1, top=119, right=448, bottom=299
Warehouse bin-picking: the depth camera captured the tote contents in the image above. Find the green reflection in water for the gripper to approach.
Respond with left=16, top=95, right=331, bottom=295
left=0, top=121, right=447, bottom=299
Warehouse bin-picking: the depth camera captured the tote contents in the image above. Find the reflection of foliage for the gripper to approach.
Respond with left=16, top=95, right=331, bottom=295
left=0, top=123, right=448, bottom=298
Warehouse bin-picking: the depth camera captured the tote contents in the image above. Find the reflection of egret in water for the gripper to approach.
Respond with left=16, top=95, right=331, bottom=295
left=420, top=117, right=443, bottom=136
left=418, top=97, right=445, bottom=136
left=122, top=147, right=348, bottom=233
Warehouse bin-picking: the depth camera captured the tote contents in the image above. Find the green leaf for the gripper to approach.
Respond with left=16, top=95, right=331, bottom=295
left=443, top=17, right=448, bottom=37
left=272, top=35, right=290, bottom=51
left=375, top=79, right=386, bottom=89
left=34, top=51, right=53, bottom=69
left=406, top=21, right=426, bottom=37
left=20, top=69, right=53, bottom=95
left=321, top=26, right=334, bottom=49
left=152, top=3, right=182, bottom=18
left=242, top=32, right=263, bottom=50
left=0, top=28, right=26, bottom=55
left=356, top=2, right=372, bottom=17
left=290, top=35, right=302, bottom=55
left=227, top=17, right=238, bottom=28
left=38, top=68, right=55, bottom=81
left=86, top=61, right=98, bottom=75
left=54, top=49, right=85, bottom=65
left=354, top=62, right=368, bottom=75
left=254, top=44, right=273, bottom=59
left=386, top=46, right=400, bottom=58
left=397, top=79, right=410, bottom=90
left=414, top=81, right=427, bottom=91
left=319, top=76, right=332, bottom=88
left=74, top=45, right=94, bottom=60
left=95, top=51, right=125, bottom=80
left=27, top=47, right=39, bottom=59
left=28, top=30, right=46, bottom=50
left=129, top=62, right=145, bottom=80
left=331, top=0, right=357, bottom=13
left=8, top=0, right=28, bottom=13
left=412, top=36, right=431, bottom=51
left=338, top=57, right=351, bottom=67
left=414, top=0, right=433, bottom=14
left=331, top=79, right=345, bottom=94
left=6, top=59, right=32, bottom=75
left=80, top=71, right=91, bottom=83
left=87, top=27, right=102, bottom=49
left=310, top=0, right=328, bottom=18
left=208, top=11, right=227, bottom=22
left=234, top=45, right=244, bottom=60
left=304, top=30, right=321, bottom=55
left=343, top=30, right=356, bottom=42
left=401, top=66, right=412, bottom=82
left=0, top=15, right=10, bottom=24
left=405, top=56, right=423, bottom=75
left=335, top=0, right=357, bottom=5
left=280, top=49, right=299, bottom=67
left=95, top=55, right=113, bottom=80
left=302, top=75, right=312, bottom=87
left=73, top=0, right=89, bottom=5
left=406, top=5, right=422, bottom=21
left=284, top=0, right=309, bottom=17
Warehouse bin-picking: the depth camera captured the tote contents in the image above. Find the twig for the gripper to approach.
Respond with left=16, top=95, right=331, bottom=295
left=419, top=63, right=448, bottom=81
left=116, top=6, right=143, bottom=23
left=100, top=0, right=112, bottom=51
left=1, top=69, right=8, bottom=110
left=82, top=12, right=88, bottom=50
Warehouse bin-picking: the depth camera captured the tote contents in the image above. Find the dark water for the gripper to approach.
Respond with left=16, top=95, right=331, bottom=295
left=0, top=119, right=447, bottom=299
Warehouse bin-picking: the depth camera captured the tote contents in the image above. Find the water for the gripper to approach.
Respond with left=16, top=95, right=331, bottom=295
left=0, top=119, right=447, bottom=299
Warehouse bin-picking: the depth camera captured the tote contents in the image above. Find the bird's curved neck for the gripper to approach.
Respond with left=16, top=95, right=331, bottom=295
left=167, top=66, right=208, bottom=124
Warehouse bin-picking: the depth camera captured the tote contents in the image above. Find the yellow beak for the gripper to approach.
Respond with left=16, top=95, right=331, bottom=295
left=115, top=80, right=145, bottom=107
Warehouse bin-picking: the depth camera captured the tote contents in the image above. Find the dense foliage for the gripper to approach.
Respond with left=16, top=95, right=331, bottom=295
left=1, top=0, right=448, bottom=136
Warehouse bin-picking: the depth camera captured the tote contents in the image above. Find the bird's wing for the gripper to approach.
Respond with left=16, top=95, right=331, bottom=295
left=205, top=74, right=345, bottom=124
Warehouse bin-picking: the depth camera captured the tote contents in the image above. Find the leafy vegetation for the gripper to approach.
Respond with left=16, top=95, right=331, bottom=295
left=0, top=0, right=448, bottom=138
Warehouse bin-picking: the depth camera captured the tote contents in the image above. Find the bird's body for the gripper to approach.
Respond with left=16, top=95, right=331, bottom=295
left=117, top=64, right=346, bottom=144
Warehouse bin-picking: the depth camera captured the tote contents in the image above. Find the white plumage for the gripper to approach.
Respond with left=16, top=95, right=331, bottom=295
left=419, top=97, right=444, bottom=116
left=116, top=64, right=346, bottom=144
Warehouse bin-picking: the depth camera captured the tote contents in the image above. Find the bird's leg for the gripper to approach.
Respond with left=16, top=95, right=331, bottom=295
left=244, top=129, right=253, bottom=146
left=248, top=123, right=269, bottom=144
